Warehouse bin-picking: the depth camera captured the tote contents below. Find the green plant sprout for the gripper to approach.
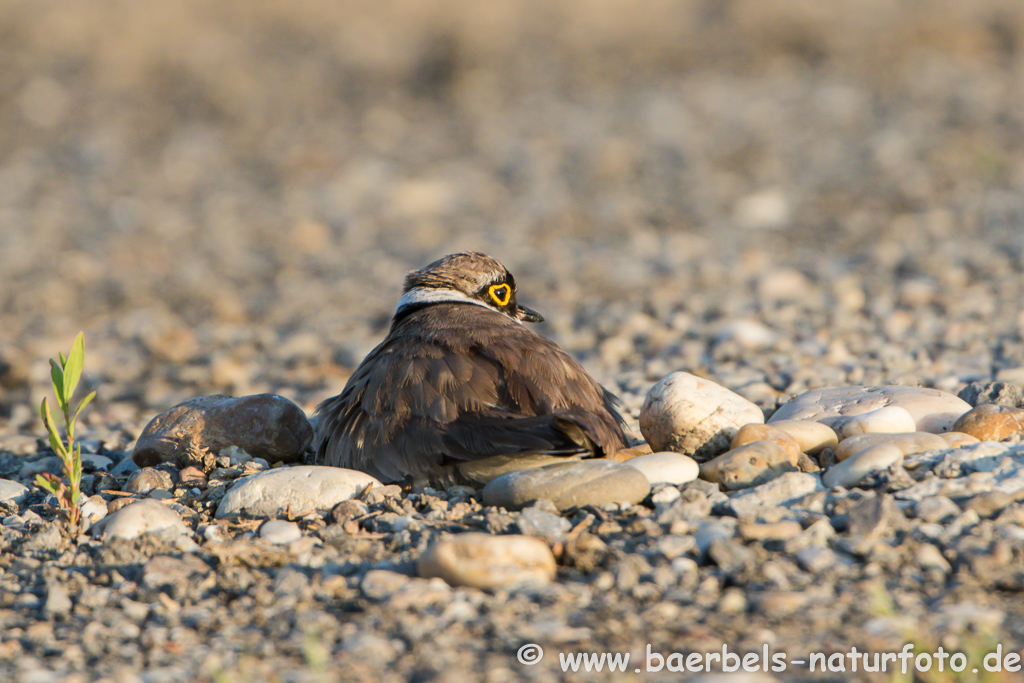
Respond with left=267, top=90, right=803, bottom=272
left=36, top=332, right=95, bottom=528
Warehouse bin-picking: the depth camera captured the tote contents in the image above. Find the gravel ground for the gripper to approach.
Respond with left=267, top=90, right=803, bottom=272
left=3, top=1, right=1024, bottom=681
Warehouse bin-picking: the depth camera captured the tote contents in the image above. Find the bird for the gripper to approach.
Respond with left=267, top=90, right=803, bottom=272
left=313, top=251, right=629, bottom=487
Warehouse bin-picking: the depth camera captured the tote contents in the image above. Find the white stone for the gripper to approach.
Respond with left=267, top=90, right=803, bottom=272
left=836, top=432, right=949, bottom=462
left=623, top=452, right=699, bottom=486
left=650, top=486, right=681, bottom=506
left=834, top=405, right=917, bottom=439
left=823, top=444, right=903, bottom=489
left=735, top=188, right=790, bottom=230
left=92, top=499, right=189, bottom=541
left=640, top=372, right=764, bottom=460
left=417, top=533, right=556, bottom=589
left=259, top=519, right=302, bottom=544
left=0, top=479, right=28, bottom=504
left=216, top=465, right=380, bottom=519
left=769, top=385, right=971, bottom=434
left=713, top=320, right=778, bottom=349
left=79, top=495, right=108, bottom=526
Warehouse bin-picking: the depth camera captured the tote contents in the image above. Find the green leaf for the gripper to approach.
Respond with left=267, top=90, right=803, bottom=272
left=72, top=390, right=96, bottom=424
left=62, top=332, right=86, bottom=405
left=59, top=351, right=67, bottom=368
left=35, top=473, right=59, bottom=495
left=41, top=398, right=67, bottom=458
left=49, top=359, right=65, bottom=407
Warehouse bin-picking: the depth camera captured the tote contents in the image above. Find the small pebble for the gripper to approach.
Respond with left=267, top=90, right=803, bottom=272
left=417, top=533, right=557, bottom=589
left=259, top=519, right=302, bottom=544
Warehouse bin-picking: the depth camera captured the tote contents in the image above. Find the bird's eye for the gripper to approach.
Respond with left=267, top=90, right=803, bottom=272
left=488, top=283, right=511, bottom=307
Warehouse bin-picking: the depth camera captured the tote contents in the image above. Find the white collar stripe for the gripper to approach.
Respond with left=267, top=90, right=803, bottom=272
left=395, top=286, right=523, bottom=324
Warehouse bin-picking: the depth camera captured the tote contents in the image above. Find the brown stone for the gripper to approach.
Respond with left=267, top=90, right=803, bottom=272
left=730, top=424, right=801, bottom=465
left=768, top=419, right=838, bottom=455
left=699, top=441, right=797, bottom=490
left=417, top=533, right=556, bottom=589
left=132, top=394, right=313, bottom=469
left=952, top=403, right=1024, bottom=442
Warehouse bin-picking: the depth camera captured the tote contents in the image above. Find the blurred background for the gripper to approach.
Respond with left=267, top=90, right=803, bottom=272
left=2, top=0, right=1024, bottom=449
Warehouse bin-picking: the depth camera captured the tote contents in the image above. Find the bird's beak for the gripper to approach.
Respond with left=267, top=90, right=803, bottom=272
left=516, top=305, right=544, bottom=323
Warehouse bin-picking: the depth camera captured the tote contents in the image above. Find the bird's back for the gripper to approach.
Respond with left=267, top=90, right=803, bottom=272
left=314, top=303, right=627, bottom=484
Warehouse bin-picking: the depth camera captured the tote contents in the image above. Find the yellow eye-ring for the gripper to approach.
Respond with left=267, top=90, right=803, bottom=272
left=488, top=283, right=512, bottom=307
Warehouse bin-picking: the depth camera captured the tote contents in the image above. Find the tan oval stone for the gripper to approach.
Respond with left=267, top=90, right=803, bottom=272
left=699, top=441, right=797, bottom=491
left=937, top=431, right=981, bottom=448
left=835, top=432, right=948, bottom=462
left=730, top=424, right=801, bottom=465
left=768, top=419, right=838, bottom=455
left=952, top=404, right=1024, bottom=442
left=417, top=533, right=556, bottom=589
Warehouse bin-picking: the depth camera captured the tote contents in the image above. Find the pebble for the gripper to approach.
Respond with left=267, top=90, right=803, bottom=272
left=79, top=495, right=109, bottom=526
left=132, top=393, right=313, bottom=468
left=738, top=520, right=803, bottom=541
left=833, top=405, right=917, bottom=439
left=640, top=371, right=764, bottom=461
left=215, top=465, right=380, bottom=519
left=650, top=485, right=681, bottom=506
left=835, top=432, right=949, bottom=462
left=259, top=519, right=302, bottom=544
left=516, top=504, right=572, bottom=543
left=952, top=404, right=1024, bottom=441
left=961, top=491, right=1013, bottom=519
left=417, top=533, right=557, bottom=589
left=730, top=424, right=801, bottom=462
left=938, top=431, right=981, bottom=448
left=823, top=444, right=904, bottom=489
left=91, top=499, right=189, bottom=541
left=958, top=381, right=1024, bottom=408
left=124, top=467, right=175, bottom=495
left=761, top=419, right=838, bottom=455
left=724, top=472, right=824, bottom=517
left=769, top=385, right=971, bottom=434
left=43, top=581, right=73, bottom=618
left=361, top=569, right=411, bottom=602
left=915, top=543, right=952, bottom=573
left=700, top=441, right=797, bottom=490
left=622, top=451, right=699, bottom=486
left=912, top=496, right=961, bottom=523
left=481, top=459, right=650, bottom=511
left=0, top=478, right=29, bottom=504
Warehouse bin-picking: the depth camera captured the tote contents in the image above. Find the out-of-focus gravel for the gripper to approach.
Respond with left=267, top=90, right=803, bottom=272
left=2, top=1, right=1024, bottom=681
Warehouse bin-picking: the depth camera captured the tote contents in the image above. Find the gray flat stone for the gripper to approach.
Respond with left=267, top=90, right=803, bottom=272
left=481, top=459, right=651, bottom=511
left=0, top=479, right=29, bottom=505
left=216, top=465, right=380, bottom=519
left=770, top=385, right=971, bottom=434
left=724, top=472, right=824, bottom=517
